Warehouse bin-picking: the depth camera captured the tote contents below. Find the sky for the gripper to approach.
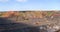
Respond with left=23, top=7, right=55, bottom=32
left=0, top=0, right=60, bottom=11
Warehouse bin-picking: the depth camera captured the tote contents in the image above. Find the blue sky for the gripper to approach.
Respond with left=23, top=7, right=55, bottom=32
left=0, top=0, right=60, bottom=11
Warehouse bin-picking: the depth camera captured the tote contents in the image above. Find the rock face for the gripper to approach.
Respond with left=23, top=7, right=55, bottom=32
left=0, top=17, right=36, bottom=32
left=0, top=17, right=60, bottom=32
left=0, top=11, right=60, bottom=32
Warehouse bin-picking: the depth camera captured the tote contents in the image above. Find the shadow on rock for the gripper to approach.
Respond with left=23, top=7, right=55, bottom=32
left=0, top=17, right=40, bottom=32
